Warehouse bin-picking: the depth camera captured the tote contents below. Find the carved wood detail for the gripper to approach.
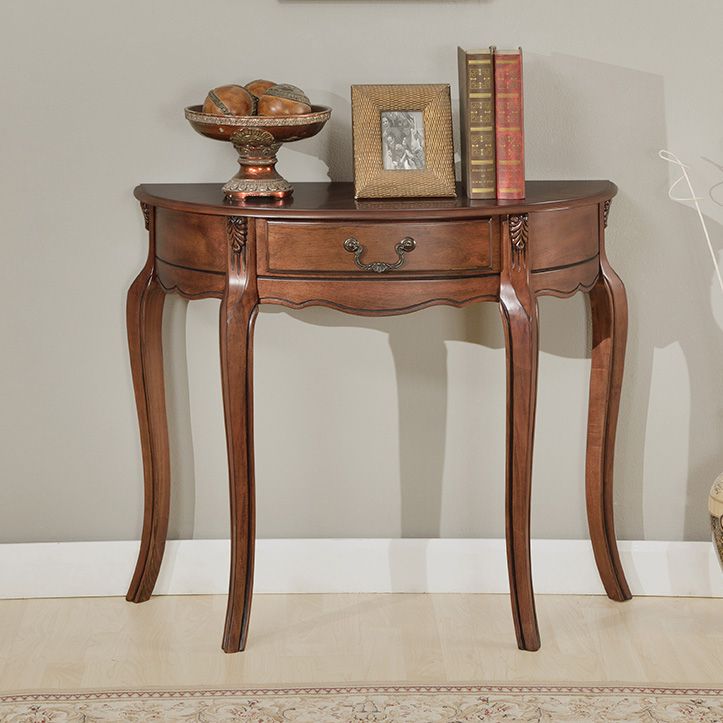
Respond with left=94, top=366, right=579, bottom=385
left=140, top=202, right=151, bottom=231
left=603, top=199, right=612, bottom=228
left=260, top=293, right=498, bottom=316
left=227, top=216, right=248, bottom=255
left=156, top=278, right=223, bottom=301
left=509, top=213, right=529, bottom=270
left=532, top=257, right=600, bottom=298
left=227, top=216, right=248, bottom=276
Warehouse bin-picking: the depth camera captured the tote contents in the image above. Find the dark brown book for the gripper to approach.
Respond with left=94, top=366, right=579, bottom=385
left=458, top=46, right=496, bottom=199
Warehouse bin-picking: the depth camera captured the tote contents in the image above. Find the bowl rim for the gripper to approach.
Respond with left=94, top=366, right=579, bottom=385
left=185, top=104, right=331, bottom=127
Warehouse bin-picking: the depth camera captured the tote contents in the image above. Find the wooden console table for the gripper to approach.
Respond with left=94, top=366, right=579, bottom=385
left=127, top=181, right=631, bottom=653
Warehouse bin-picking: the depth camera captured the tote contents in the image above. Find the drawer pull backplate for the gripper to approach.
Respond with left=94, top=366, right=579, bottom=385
left=343, top=236, right=416, bottom=273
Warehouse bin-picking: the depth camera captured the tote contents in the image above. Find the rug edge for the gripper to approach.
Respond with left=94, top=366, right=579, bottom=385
left=2, top=683, right=723, bottom=704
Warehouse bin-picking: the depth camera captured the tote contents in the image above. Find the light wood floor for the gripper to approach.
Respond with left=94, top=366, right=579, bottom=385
left=0, top=594, right=721, bottom=691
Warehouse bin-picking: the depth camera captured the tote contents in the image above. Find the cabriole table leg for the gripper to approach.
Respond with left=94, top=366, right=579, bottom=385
left=127, top=203, right=171, bottom=603
left=585, top=202, right=632, bottom=601
left=499, top=214, right=541, bottom=652
left=220, top=217, right=258, bottom=653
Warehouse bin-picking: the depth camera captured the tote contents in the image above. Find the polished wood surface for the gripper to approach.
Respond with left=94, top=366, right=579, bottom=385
left=135, top=180, right=617, bottom=219
left=127, top=181, right=630, bottom=653
left=156, top=208, right=227, bottom=273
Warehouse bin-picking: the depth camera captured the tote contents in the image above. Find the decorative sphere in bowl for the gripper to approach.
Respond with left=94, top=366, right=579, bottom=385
left=245, top=79, right=277, bottom=99
left=258, top=84, right=312, bottom=116
left=202, top=85, right=256, bottom=116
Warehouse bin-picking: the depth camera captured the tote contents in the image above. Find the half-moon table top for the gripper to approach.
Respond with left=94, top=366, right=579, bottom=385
left=135, top=180, right=617, bottom=220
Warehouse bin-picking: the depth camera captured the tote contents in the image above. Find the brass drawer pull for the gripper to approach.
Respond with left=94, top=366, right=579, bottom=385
left=343, top=236, right=416, bottom=273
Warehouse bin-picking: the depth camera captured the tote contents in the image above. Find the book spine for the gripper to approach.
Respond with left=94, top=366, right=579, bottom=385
left=494, top=48, right=525, bottom=199
left=458, top=47, right=496, bottom=199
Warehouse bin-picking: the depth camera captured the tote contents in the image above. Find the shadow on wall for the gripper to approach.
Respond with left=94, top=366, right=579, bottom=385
left=162, top=296, right=197, bottom=539
left=159, top=53, right=722, bottom=588
left=522, top=51, right=723, bottom=545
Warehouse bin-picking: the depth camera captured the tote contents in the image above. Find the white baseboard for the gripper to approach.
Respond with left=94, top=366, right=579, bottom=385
left=0, top=539, right=720, bottom=599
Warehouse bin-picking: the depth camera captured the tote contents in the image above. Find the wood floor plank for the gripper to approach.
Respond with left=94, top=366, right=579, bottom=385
left=0, top=594, right=721, bottom=690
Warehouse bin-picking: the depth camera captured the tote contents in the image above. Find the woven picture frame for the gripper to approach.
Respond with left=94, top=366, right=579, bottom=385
left=352, top=84, right=456, bottom=199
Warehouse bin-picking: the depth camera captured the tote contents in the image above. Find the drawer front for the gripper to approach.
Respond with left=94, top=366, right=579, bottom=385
left=257, top=219, right=498, bottom=277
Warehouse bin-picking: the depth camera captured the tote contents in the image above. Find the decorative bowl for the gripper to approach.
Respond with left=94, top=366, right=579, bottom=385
left=185, top=104, right=331, bottom=201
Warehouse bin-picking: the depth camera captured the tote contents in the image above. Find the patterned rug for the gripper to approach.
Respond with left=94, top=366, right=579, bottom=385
left=1, top=684, right=722, bottom=722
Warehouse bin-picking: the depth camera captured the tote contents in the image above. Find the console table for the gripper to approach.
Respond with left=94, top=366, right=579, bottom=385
left=127, top=181, right=631, bottom=653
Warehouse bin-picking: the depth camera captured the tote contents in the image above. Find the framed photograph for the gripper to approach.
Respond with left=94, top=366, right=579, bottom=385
left=351, top=84, right=456, bottom=199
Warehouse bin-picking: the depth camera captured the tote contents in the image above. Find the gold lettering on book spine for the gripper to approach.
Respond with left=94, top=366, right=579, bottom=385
left=461, top=48, right=496, bottom=198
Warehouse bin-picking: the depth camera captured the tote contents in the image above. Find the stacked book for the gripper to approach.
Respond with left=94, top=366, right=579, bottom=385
left=458, top=46, right=525, bottom=200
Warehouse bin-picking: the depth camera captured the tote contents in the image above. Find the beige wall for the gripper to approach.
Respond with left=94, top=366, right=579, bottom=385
left=1, top=0, right=721, bottom=544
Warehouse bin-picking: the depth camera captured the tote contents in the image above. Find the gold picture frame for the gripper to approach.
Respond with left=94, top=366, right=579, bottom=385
left=351, top=84, right=456, bottom=199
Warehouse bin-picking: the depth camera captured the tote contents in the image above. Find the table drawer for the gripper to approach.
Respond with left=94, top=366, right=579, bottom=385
left=256, top=218, right=498, bottom=277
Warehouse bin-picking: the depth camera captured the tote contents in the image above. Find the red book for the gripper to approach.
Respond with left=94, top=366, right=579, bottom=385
left=494, top=48, right=525, bottom=199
